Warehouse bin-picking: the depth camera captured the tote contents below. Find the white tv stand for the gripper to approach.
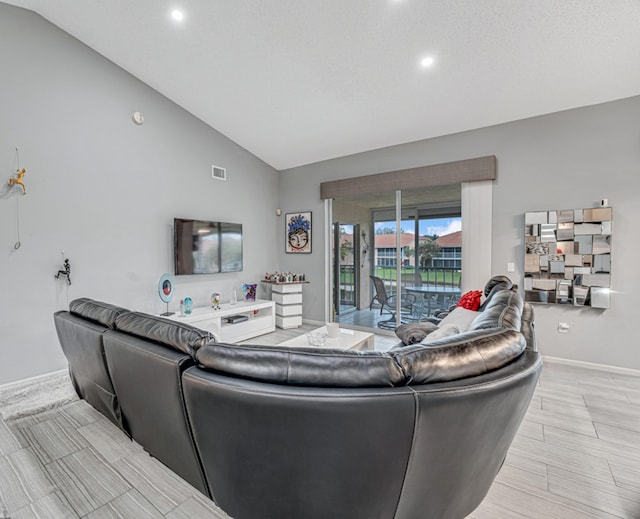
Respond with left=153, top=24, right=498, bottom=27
left=162, top=299, right=275, bottom=343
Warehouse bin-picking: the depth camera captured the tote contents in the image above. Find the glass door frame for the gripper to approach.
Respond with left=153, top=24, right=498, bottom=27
left=326, top=191, right=406, bottom=330
left=332, top=221, right=360, bottom=316
left=325, top=183, right=488, bottom=329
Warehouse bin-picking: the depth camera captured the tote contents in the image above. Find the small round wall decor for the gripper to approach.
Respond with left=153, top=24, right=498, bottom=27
left=158, top=273, right=175, bottom=303
left=158, top=273, right=175, bottom=316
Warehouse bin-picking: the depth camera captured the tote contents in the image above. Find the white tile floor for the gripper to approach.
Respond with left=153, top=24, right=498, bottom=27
left=2, top=329, right=639, bottom=518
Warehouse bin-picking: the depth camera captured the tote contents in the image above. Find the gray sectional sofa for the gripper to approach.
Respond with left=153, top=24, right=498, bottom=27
left=54, top=276, right=542, bottom=519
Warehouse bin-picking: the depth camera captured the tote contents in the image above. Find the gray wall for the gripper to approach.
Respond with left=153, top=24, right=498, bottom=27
left=0, top=4, right=280, bottom=384
left=280, top=96, right=640, bottom=371
left=2, top=3, right=638, bottom=383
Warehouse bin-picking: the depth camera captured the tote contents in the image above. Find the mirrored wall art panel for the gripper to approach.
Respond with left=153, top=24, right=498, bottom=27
left=523, top=206, right=612, bottom=308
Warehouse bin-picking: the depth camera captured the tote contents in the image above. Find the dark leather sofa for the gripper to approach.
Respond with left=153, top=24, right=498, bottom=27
left=54, top=276, right=542, bottom=519
left=54, top=299, right=129, bottom=429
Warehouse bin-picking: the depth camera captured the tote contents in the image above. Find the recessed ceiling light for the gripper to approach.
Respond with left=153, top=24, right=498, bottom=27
left=420, top=56, right=435, bottom=68
left=171, top=9, right=184, bottom=22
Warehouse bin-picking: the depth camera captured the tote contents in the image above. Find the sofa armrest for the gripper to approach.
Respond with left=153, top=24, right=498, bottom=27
left=390, top=328, right=526, bottom=384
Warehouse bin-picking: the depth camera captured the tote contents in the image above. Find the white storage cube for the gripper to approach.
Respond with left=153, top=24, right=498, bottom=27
left=272, top=284, right=303, bottom=294
left=265, top=281, right=307, bottom=329
left=276, top=315, right=303, bottom=329
left=272, top=292, right=303, bottom=305
left=276, top=304, right=302, bottom=317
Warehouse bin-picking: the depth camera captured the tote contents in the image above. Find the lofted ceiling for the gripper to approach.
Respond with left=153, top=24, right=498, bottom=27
left=4, top=0, right=640, bottom=170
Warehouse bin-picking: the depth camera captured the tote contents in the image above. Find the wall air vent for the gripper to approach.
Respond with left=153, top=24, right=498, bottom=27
left=212, top=165, right=227, bottom=180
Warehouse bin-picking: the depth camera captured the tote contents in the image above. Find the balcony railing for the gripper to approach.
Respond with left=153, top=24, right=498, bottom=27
left=372, top=266, right=462, bottom=313
left=373, top=267, right=458, bottom=288
left=339, top=265, right=356, bottom=305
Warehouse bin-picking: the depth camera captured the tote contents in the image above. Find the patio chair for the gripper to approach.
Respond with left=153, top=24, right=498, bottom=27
left=369, top=276, right=415, bottom=328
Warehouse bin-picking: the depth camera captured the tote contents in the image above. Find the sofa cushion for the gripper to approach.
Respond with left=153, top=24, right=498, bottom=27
left=195, top=343, right=405, bottom=387
left=483, top=275, right=513, bottom=297
left=478, top=275, right=514, bottom=311
left=69, top=298, right=129, bottom=329
left=115, top=312, right=213, bottom=356
left=423, top=324, right=462, bottom=342
left=470, top=289, right=523, bottom=332
left=431, top=306, right=479, bottom=337
left=391, top=328, right=526, bottom=384
left=423, top=307, right=479, bottom=343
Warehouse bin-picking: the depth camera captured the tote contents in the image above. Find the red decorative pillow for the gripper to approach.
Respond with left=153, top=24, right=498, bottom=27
left=456, top=290, right=483, bottom=311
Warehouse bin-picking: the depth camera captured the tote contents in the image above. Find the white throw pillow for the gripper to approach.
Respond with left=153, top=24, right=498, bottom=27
left=423, top=307, right=480, bottom=343
left=438, top=307, right=480, bottom=328
left=423, top=324, right=461, bottom=342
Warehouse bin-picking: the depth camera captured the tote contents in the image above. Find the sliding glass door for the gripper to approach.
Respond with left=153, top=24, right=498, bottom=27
left=400, top=198, right=462, bottom=324
left=331, top=184, right=462, bottom=331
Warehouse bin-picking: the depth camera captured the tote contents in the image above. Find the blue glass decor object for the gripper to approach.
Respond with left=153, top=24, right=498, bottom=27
left=184, top=297, right=193, bottom=315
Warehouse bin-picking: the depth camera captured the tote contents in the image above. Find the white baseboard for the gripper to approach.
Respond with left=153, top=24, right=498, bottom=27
left=302, top=318, right=324, bottom=326
left=542, top=355, right=640, bottom=377
left=0, top=368, right=68, bottom=390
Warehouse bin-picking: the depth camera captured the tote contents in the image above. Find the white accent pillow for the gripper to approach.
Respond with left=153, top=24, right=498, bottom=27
left=423, top=324, right=461, bottom=342
left=423, top=307, right=480, bottom=343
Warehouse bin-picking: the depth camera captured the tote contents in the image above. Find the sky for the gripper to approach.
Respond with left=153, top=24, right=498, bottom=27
left=374, top=217, right=461, bottom=237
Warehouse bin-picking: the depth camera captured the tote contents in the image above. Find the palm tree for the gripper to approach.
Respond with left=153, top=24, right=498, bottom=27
left=340, top=240, right=353, bottom=261
left=418, top=235, right=441, bottom=268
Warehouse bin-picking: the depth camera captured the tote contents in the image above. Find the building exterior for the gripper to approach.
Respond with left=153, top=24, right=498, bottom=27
left=432, top=231, right=462, bottom=269
left=371, top=231, right=461, bottom=270
left=373, top=233, right=416, bottom=267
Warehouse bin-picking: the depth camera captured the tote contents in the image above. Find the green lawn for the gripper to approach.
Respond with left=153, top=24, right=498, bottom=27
left=338, top=267, right=460, bottom=286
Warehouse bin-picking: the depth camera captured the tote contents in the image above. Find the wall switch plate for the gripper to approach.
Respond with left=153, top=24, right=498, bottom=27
left=507, top=262, right=515, bottom=272
left=558, top=322, right=570, bottom=333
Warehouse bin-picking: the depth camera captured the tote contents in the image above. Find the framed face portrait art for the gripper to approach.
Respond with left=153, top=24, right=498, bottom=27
left=285, top=212, right=312, bottom=253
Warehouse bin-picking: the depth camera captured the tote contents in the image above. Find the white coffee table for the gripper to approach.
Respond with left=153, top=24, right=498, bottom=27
left=279, top=326, right=374, bottom=351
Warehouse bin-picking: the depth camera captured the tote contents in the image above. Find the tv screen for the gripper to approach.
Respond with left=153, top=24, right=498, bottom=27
left=174, top=218, right=243, bottom=275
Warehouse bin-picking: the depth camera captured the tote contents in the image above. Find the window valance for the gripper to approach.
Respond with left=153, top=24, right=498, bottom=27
left=320, top=155, right=496, bottom=200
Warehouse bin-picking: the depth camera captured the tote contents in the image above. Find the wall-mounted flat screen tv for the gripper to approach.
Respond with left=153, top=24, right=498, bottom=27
left=174, top=218, right=243, bottom=275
